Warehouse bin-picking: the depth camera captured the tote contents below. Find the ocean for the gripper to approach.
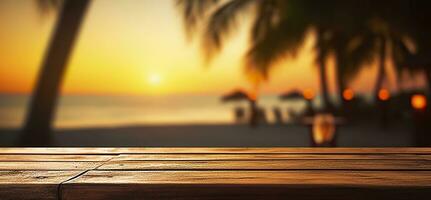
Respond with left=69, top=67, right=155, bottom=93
left=0, top=94, right=308, bottom=129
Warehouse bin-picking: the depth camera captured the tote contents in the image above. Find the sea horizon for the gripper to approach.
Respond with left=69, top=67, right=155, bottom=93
left=0, top=93, right=312, bottom=129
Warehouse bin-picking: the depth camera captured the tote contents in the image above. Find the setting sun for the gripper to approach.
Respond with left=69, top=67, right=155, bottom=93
left=148, top=73, right=162, bottom=86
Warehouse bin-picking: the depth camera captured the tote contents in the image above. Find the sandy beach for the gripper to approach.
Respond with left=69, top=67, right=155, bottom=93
left=0, top=123, right=414, bottom=147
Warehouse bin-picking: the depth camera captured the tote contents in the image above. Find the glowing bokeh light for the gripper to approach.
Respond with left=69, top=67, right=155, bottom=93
left=342, top=88, right=354, bottom=101
left=378, top=89, right=390, bottom=101
left=303, top=89, right=315, bottom=100
left=312, top=114, right=336, bottom=145
left=411, top=94, right=427, bottom=110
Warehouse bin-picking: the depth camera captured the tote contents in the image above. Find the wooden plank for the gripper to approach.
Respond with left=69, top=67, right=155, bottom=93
left=0, top=154, right=113, bottom=162
left=113, top=153, right=431, bottom=161
left=0, top=170, right=82, bottom=184
left=1, top=148, right=431, bottom=154
left=98, top=159, right=431, bottom=170
left=61, top=170, right=431, bottom=200
left=60, top=170, right=431, bottom=186
left=0, top=171, right=83, bottom=200
left=104, top=147, right=431, bottom=154
left=114, top=147, right=431, bottom=154
left=0, top=148, right=119, bottom=155
left=0, top=161, right=101, bottom=171
left=3, top=148, right=431, bottom=199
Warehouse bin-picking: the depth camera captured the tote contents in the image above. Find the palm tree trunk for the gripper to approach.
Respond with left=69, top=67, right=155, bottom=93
left=317, top=54, right=332, bottom=112
left=335, top=58, right=346, bottom=109
left=425, top=68, right=431, bottom=96
left=315, top=28, right=333, bottom=112
left=19, top=0, right=90, bottom=146
left=374, top=38, right=386, bottom=101
left=424, top=68, right=431, bottom=108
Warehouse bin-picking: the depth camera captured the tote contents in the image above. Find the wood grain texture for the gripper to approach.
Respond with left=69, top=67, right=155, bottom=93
left=115, top=147, right=431, bottom=154
left=65, top=170, right=431, bottom=186
left=112, top=153, right=431, bottom=161
left=0, top=171, right=82, bottom=200
left=0, top=148, right=120, bottom=155
left=0, top=161, right=101, bottom=170
left=97, top=159, right=431, bottom=170
left=1, top=148, right=431, bottom=154
left=0, top=154, right=113, bottom=162
left=61, top=170, right=431, bottom=200
left=0, top=171, right=83, bottom=184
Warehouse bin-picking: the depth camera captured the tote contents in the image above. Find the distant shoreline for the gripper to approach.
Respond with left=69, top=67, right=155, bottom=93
left=0, top=123, right=414, bottom=147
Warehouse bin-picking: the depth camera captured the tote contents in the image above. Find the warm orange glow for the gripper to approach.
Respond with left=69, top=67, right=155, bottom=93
left=312, top=114, right=336, bottom=145
left=248, top=91, right=257, bottom=101
left=411, top=94, right=427, bottom=110
left=342, top=88, right=354, bottom=101
left=0, top=1, right=404, bottom=96
left=378, top=89, right=390, bottom=101
left=303, top=89, right=315, bottom=100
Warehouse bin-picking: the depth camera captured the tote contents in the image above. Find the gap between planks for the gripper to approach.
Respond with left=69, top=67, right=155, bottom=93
left=2, top=148, right=431, bottom=155
left=110, top=153, right=431, bottom=161
left=57, top=156, right=116, bottom=200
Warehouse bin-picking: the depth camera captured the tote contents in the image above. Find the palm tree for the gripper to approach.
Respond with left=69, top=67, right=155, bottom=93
left=19, top=0, right=90, bottom=146
left=313, top=1, right=379, bottom=109
left=246, top=0, right=366, bottom=111
left=404, top=0, right=431, bottom=96
left=177, top=0, right=296, bottom=126
left=177, top=0, right=430, bottom=111
left=345, top=18, right=413, bottom=103
left=177, top=0, right=346, bottom=111
left=337, top=0, right=421, bottom=103
left=314, top=28, right=336, bottom=111
left=331, top=32, right=352, bottom=109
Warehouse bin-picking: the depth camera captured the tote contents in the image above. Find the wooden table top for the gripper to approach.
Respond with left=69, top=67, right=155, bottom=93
left=0, top=148, right=430, bottom=200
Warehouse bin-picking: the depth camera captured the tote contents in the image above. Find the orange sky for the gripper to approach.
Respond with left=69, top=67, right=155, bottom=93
left=0, top=0, right=421, bottom=96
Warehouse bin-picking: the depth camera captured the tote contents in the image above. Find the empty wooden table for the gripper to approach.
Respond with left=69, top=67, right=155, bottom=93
left=0, top=148, right=430, bottom=200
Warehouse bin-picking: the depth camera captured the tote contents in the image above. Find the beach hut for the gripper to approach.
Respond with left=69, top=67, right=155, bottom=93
left=221, top=89, right=251, bottom=124
left=279, top=89, right=311, bottom=122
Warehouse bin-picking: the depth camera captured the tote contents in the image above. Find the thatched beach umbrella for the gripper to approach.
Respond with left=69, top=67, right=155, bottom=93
left=279, top=90, right=303, bottom=101
left=221, top=89, right=251, bottom=102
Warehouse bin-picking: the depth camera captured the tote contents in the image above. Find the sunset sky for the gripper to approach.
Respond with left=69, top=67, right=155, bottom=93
left=0, top=0, right=419, bottom=97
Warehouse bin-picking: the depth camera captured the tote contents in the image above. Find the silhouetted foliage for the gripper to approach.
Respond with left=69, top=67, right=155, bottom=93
left=177, top=0, right=431, bottom=110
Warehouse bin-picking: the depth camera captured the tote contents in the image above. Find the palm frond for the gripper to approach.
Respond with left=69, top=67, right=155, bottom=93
left=348, top=33, right=378, bottom=68
left=176, top=0, right=220, bottom=40
left=35, top=0, right=63, bottom=14
left=250, top=0, right=285, bottom=42
left=202, top=0, right=254, bottom=61
left=342, top=32, right=379, bottom=81
left=392, top=37, right=412, bottom=69
left=245, top=19, right=308, bottom=79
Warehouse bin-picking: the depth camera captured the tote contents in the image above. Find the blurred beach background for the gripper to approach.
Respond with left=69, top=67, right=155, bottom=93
left=1, top=0, right=430, bottom=147
left=0, top=93, right=413, bottom=147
